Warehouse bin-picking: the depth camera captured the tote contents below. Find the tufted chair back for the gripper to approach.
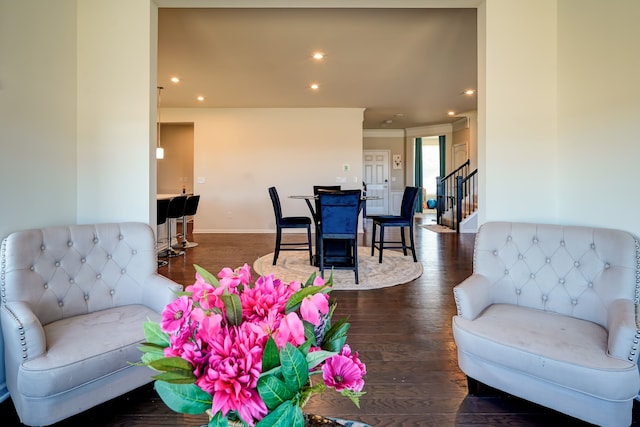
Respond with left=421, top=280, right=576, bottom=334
left=473, top=221, right=640, bottom=328
left=1, top=222, right=162, bottom=326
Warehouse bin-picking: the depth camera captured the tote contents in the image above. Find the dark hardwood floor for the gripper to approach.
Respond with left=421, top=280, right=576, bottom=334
left=1, top=217, right=638, bottom=426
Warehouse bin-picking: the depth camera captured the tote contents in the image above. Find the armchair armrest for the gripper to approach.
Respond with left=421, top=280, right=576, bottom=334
left=607, top=298, right=640, bottom=362
left=1, top=301, right=46, bottom=361
left=453, top=274, right=492, bottom=320
left=142, top=274, right=182, bottom=313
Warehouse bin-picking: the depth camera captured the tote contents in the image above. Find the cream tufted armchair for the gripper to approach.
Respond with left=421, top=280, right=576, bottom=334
left=0, top=222, right=182, bottom=426
left=452, top=221, right=640, bottom=427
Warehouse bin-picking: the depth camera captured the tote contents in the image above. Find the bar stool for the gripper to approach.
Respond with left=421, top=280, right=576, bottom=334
left=176, top=194, right=200, bottom=249
left=165, top=195, right=187, bottom=257
left=156, top=198, right=170, bottom=267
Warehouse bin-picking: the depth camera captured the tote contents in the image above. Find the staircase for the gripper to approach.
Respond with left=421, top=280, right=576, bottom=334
left=436, top=160, right=478, bottom=233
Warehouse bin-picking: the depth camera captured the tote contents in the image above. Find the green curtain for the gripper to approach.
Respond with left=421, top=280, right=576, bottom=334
left=414, top=138, right=423, bottom=212
left=439, top=135, right=446, bottom=177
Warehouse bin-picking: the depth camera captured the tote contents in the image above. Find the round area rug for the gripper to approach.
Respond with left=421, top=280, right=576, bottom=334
left=253, top=247, right=422, bottom=291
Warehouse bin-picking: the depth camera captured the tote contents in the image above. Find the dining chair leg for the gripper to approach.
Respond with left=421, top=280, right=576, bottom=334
left=306, top=225, right=313, bottom=265
left=273, top=228, right=282, bottom=265
left=409, top=225, right=417, bottom=262
left=371, top=222, right=377, bottom=257
left=378, top=226, right=385, bottom=263
left=353, top=240, right=359, bottom=284
left=400, top=227, right=408, bottom=256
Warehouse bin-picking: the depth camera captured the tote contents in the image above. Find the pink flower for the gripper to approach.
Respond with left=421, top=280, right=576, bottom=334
left=300, top=293, right=329, bottom=326
left=185, top=274, right=221, bottom=311
left=322, top=348, right=366, bottom=392
left=218, top=263, right=252, bottom=290
left=240, top=275, right=298, bottom=323
left=161, top=296, right=193, bottom=333
left=273, top=312, right=306, bottom=348
left=197, top=323, right=268, bottom=426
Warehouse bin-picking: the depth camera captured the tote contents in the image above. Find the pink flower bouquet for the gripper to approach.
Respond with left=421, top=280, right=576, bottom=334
left=140, top=264, right=366, bottom=427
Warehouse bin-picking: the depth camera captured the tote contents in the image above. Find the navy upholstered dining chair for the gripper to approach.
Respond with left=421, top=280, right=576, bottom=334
left=268, top=187, right=313, bottom=265
left=370, top=186, right=420, bottom=263
left=317, top=190, right=361, bottom=284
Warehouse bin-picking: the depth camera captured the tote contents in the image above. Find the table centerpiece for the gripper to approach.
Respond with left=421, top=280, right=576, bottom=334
left=139, top=263, right=366, bottom=427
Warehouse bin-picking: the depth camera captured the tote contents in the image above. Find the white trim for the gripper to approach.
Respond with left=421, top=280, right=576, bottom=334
left=405, top=123, right=452, bottom=137
left=363, top=129, right=405, bottom=138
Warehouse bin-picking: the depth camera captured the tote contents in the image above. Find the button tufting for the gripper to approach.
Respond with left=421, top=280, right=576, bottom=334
left=96, top=274, right=101, bottom=279
left=507, top=236, right=512, bottom=241
left=121, top=269, right=126, bottom=274
left=29, top=266, right=34, bottom=271
left=588, top=282, right=594, bottom=288
left=67, top=241, right=73, bottom=247
left=542, top=295, right=548, bottom=301
left=604, top=262, right=611, bottom=269
left=574, top=261, right=580, bottom=267
left=504, top=269, right=509, bottom=275
left=571, top=299, right=578, bottom=305
left=58, top=301, right=63, bottom=307
left=109, top=290, right=115, bottom=295
left=132, top=249, right=137, bottom=255
left=559, top=278, right=565, bottom=284
left=107, top=254, right=112, bottom=260
left=40, top=245, right=45, bottom=251
left=530, top=273, right=535, bottom=279
left=69, top=279, right=74, bottom=284
left=533, top=238, right=538, bottom=243
left=546, top=258, right=551, bottom=263
left=493, top=250, right=498, bottom=256
left=55, top=261, right=60, bottom=267
left=591, top=243, right=596, bottom=249
left=515, top=289, right=521, bottom=295
left=43, top=283, right=48, bottom=289
left=560, top=240, right=565, bottom=246
left=518, top=254, right=523, bottom=260
left=84, top=294, right=89, bottom=301
left=93, top=238, right=99, bottom=243
left=81, top=257, right=86, bottom=263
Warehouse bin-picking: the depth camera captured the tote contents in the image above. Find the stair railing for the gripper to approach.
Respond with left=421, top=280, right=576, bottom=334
left=436, top=160, right=470, bottom=225
left=455, top=169, right=478, bottom=232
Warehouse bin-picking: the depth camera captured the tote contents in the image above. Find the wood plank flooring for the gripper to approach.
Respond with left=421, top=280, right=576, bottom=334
left=1, top=217, right=638, bottom=426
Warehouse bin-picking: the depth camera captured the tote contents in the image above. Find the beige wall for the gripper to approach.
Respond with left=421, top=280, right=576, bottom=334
left=161, top=108, right=364, bottom=232
left=157, top=124, right=194, bottom=194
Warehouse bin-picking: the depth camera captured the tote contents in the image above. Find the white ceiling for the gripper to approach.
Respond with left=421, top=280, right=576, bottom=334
left=158, top=8, right=477, bottom=129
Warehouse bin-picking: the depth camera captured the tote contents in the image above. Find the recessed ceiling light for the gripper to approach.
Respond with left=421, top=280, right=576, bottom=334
left=463, top=89, right=475, bottom=95
left=310, top=83, right=319, bottom=90
left=313, top=52, right=324, bottom=60
left=170, top=77, right=180, bottom=83
left=448, top=111, right=455, bottom=116
left=197, top=96, right=205, bottom=101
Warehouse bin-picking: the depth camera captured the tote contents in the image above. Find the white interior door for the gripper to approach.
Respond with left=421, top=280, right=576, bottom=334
left=363, top=150, right=390, bottom=215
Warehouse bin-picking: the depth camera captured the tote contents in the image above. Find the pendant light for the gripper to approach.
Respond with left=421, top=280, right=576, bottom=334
left=156, top=86, right=165, bottom=159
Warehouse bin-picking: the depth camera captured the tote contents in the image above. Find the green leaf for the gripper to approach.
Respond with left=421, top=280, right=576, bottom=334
left=220, top=291, right=243, bottom=326
left=148, top=356, right=193, bottom=373
left=256, top=401, right=304, bottom=427
left=154, top=381, right=211, bottom=415
left=153, top=369, right=196, bottom=384
left=143, top=320, right=170, bottom=347
left=284, top=285, right=329, bottom=313
left=194, top=264, right=220, bottom=287
left=306, top=350, right=336, bottom=370
left=208, top=411, right=229, bottom=427
left=257, top=375, right=295, bottom=410
left=321, top=318, right=350, bottom=352
left=303, top=272, right=318, bottom=286
left=262, top=337, right=280, bottom=373
left=280, top=343, right=308, bottom=392
left=341, top=389, right=366, bottom=409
